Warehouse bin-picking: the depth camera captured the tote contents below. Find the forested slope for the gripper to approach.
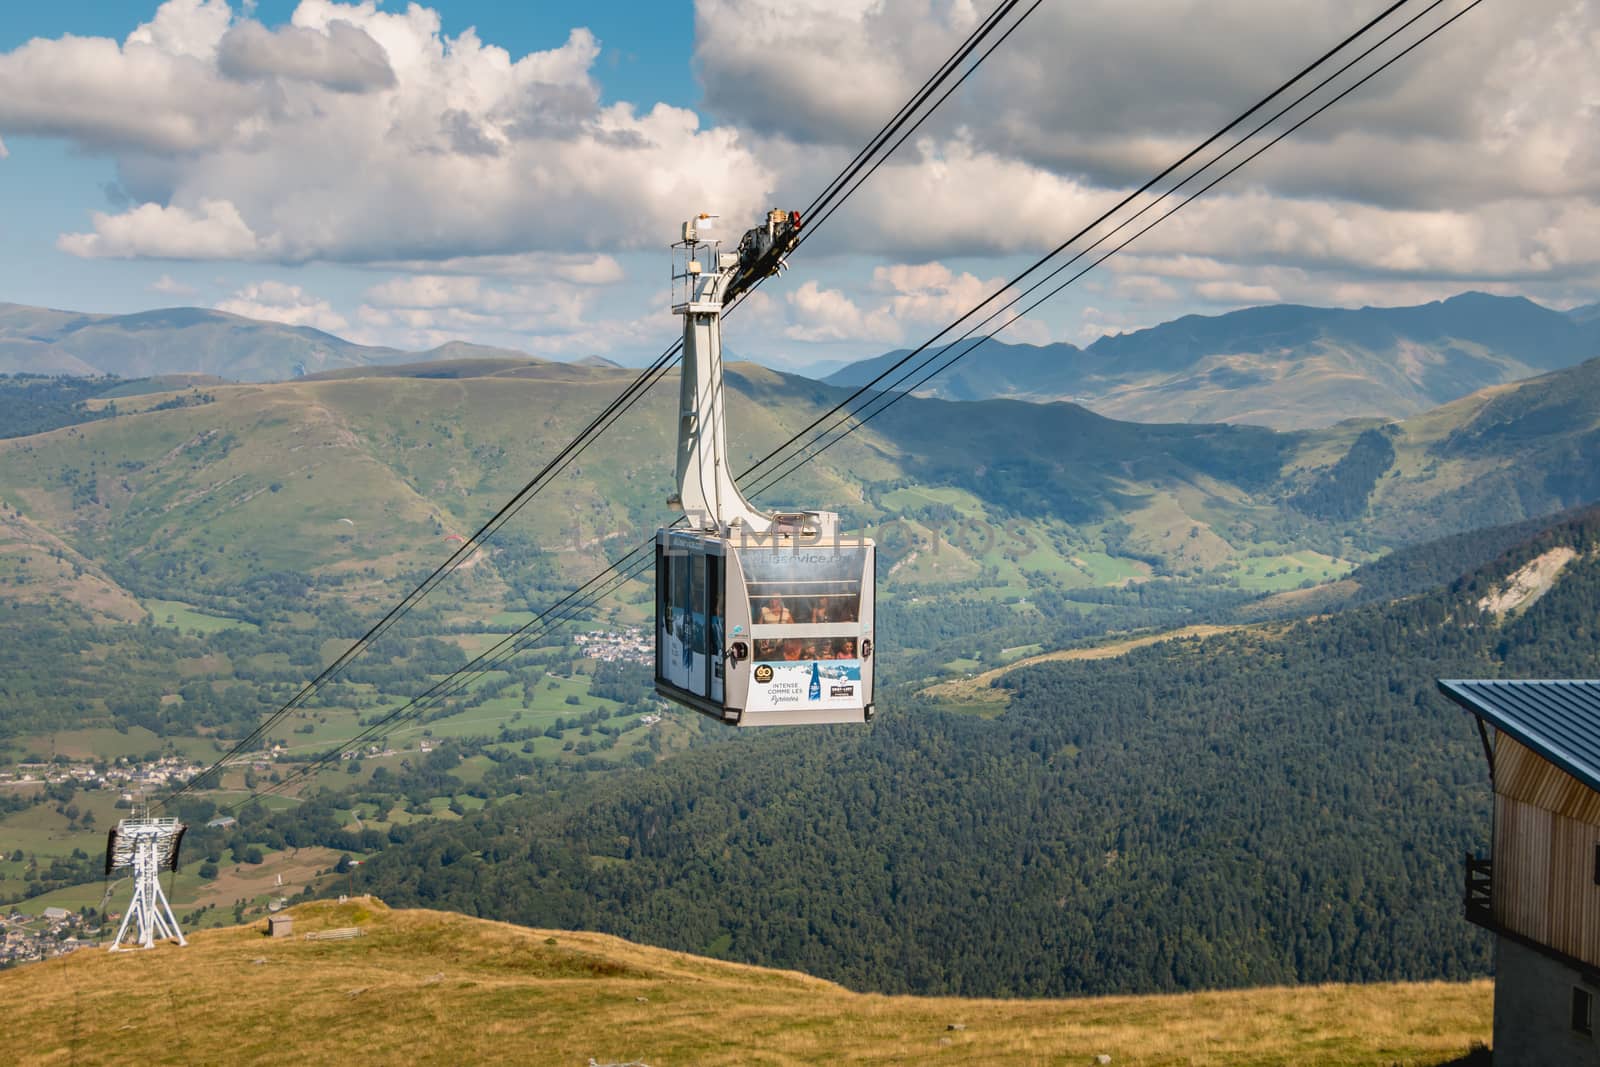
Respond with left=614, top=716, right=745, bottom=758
left=350, top=508, right=1600, bottom=998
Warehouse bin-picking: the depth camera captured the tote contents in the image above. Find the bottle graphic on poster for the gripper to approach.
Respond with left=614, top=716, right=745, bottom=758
left=808, top=660, right=822, bottom=701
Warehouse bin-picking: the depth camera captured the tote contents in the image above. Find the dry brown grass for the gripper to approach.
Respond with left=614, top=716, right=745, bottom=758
left=0, top=898, right=1490, bottom=1066
left=186, top=846, right=345, bottom=911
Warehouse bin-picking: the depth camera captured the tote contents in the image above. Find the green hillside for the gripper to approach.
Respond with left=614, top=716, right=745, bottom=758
left=4, top=354, right=1597, bottom=635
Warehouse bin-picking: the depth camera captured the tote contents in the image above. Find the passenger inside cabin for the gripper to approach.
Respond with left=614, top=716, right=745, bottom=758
left=759, top=595, right=794, bottom=625
left=780, top=637, right=804, bottom=661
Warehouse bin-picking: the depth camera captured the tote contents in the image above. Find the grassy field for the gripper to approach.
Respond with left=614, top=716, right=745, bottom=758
left=5, top=725, right=219, bottom=763
left=143, top=598, right=259, bottom=634
left=1227, top=552, right=1354, bottom=593
left=0, top=898, right=1491, bottom=1066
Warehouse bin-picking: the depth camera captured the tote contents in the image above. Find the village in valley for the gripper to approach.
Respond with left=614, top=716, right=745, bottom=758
left=0, top=905, right=97, bottom=967
left=0, top=753, right=204, bottom=797
left=572, top=625, right=651, bottom=665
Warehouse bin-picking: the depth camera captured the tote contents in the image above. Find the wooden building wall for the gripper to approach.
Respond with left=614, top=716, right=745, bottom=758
left=1498, top=735, right=1600, bottom=824
left=1493, top=736, right=1600, bottom=967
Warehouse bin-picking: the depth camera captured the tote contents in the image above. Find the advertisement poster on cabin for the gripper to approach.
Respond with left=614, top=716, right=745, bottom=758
left=747, top=659, right=863, bottom=712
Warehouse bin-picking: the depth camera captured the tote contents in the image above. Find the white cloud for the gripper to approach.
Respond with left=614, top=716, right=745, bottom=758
left=1110, top=255, right=1232, bottom=282
left=1194, top=280, right=1282, bottom=305
left=872, top=261, right=998, bottom=324
left=362, top=274, right=589, bottom=326
left=216, top=280, right=348, bottom=332
left=785, top=281, right=900, bottom=344
left=364, top=274, right=483, bottom=310
left=695, top=0, right=976, bottom=146
left=369, top=252, right=625, bottom=283
left=127, top=0, right=232, bottom=59
left=149, top=273, right=199, bottom=298
left=3, top=0, right=1598, bottom=358
left=776, top=260, right=1055, bottom=347
left=705, top=0, right=1600, bottom=207
left=834, top=136, right=1112, bottom=258
left=702, top=0, right=1600, bottom=314
left=1111, top=274, right=1180, bottom=304
left=58, top=199, right=261, bottom=259
left=350, top=269, right=670, bottom=357
left=217, top=17, right=395, bottom=92
left=2, top=1, right=772, bottom=266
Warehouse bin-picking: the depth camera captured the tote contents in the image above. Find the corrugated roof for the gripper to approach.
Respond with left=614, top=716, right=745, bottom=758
left=1439, top=679, right=1600, bottom=792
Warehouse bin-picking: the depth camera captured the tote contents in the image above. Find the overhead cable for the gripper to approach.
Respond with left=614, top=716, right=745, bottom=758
left=230, top=0, right=1484, bottom=810
left=171, top=0, right=1038, bottom=811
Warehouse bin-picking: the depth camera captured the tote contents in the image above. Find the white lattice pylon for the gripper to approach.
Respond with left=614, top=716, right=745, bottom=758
left=107, top=819, right=187, bottom=951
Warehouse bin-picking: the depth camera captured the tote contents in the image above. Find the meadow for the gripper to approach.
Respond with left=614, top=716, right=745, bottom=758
left=0, top=898, right=1493, bottom=1067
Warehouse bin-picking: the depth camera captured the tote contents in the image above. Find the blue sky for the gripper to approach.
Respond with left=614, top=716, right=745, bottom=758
left=0, top=0, right=1594, bottom=370
left=0, top=3, right=699, bottom=106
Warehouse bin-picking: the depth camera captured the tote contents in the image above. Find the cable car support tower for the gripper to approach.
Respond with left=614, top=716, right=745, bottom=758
left=104, top=815, right=187, bottom=951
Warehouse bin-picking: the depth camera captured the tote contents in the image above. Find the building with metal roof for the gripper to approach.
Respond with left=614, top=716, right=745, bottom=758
left=1440, top=678, right=1600, bottom=1067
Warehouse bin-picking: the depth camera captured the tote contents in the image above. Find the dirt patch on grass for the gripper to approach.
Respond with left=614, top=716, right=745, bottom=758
left=921, top=624, right=1249, bottom=706
left=1477, top=546, right=1579, bottom=618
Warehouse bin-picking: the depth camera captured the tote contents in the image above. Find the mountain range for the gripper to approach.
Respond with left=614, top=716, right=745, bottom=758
left=6, top=291, right=1599, bottom=431
left=826, top=292, right=1600, bottom=428
left=0, top=303, right=547, bottom=382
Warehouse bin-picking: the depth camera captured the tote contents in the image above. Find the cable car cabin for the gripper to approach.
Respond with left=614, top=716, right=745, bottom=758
left=655, top=528, right=875, bottom=726
left=654, top=210, right=878, bottom=726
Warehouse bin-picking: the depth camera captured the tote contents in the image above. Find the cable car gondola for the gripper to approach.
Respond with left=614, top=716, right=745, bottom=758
left=654, top=211, right=876, bottom=726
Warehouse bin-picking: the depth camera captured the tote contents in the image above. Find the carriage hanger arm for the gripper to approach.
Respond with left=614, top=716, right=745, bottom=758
left=672, top=209, right=810, bottom=537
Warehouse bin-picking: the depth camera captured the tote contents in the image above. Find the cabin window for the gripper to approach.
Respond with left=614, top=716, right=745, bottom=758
left=742, top=546, right=866, bottom=626
left=1572, top=986, right=1593, bottom=1036
left=1593, top=842, right=1600, bottom=887
left=656, top=542, right=712, bottom=698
